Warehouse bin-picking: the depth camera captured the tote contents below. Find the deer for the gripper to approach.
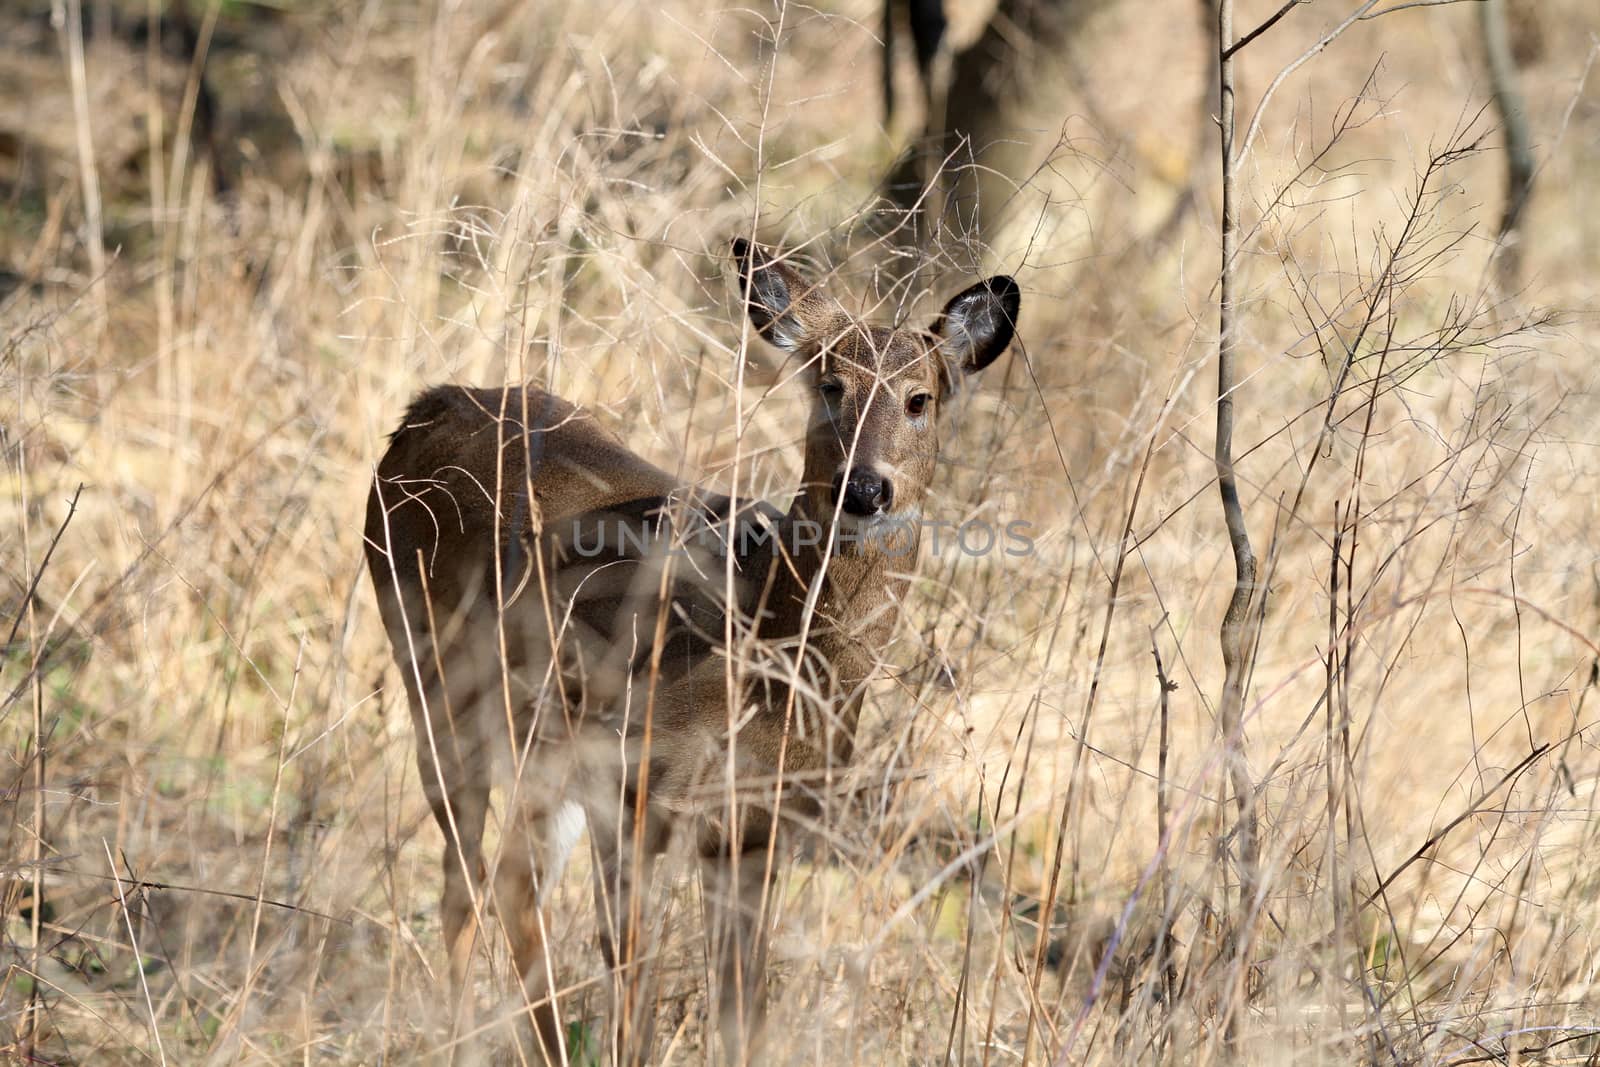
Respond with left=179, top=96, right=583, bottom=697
left=362, top=238, right=1020, bottom=1064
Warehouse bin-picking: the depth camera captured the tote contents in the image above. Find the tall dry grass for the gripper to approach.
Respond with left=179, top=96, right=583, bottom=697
left=3, top=0, right=1599, bottom=1063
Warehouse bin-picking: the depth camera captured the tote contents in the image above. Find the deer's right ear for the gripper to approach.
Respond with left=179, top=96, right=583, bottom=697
left=733, top=238, right=810, bottom=352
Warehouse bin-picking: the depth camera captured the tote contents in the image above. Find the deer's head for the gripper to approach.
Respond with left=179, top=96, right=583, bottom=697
left=734, top=239, right=1020, bottom=535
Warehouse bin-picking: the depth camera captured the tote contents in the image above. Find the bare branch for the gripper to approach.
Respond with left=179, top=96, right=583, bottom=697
left=1359, top=0, right=1486, bottom=17
left=1224, top=0, right=1312, bottom=61
left=1236, top=0, right=1490, bottom=160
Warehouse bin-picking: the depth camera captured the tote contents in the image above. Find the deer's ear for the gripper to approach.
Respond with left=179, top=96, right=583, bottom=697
left=932, top=276, right=1020, bottom=382
left=733, top=238, right=812, bottom=353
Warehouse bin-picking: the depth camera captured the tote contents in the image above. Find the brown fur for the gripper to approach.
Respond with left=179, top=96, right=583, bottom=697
left=362, top=240, right=1020, bottom=1063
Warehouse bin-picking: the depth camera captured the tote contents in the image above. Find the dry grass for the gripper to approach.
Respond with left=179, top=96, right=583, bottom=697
left=3, top=0, right=1599, bottom=1062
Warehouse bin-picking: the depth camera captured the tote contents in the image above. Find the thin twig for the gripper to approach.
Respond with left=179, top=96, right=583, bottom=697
left=2, top=863, right=350, bottom=924
left=104, top=840, right=168, bottom=1066
left=1359, top=0, right=1485, bottom=17
left=1363, top=743, right=1551, bottom=905
left=2, top=484, right=84, bottom=660
left=1236, top=0, right=1488, bottom=160
left=1223, top=0, right=1312, bottom=60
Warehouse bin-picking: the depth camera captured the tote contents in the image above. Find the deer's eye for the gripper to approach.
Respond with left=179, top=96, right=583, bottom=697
left=906, top=392, right=933, bottom=418
left=818, top=378, right=845, bottom=402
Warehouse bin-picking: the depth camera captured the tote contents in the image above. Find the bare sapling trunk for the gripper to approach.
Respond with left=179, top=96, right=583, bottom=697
left=1214, top=0, right=1261, bottom=955
left=1479, top=0, right=1535, bottom=290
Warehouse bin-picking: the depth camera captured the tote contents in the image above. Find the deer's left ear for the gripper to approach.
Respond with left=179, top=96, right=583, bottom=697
left=932, top=276, right=1021, bottom=385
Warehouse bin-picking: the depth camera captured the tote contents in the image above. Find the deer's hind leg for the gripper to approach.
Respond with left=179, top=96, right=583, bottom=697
left=409, top=693, right=492, bottom=1039
left=492, top=788, right=588, bottom=1061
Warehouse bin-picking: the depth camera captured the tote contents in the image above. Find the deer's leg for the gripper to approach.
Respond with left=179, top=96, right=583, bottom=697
left=589, top=795, right=667, bottom=1067
left=493, top=794, right=588, bottom=1063
left=701, top=844, right=776, bottom=1067
left=411, top=710, right=491, bottom=1046
left=393, top=569, right=500, bottom=1028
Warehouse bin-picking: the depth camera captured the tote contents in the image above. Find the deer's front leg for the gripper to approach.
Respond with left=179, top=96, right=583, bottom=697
left=589, top=791, right=667, bottom=1067
left=701, top=843, right=777, bottom=1066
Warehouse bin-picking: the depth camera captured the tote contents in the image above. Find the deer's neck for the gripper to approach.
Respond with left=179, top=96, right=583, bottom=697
left=755, top=499, right=919, bottom=694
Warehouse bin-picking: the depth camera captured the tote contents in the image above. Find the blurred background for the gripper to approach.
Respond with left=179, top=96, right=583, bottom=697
left=2, top=0, right=1598, bottom=1062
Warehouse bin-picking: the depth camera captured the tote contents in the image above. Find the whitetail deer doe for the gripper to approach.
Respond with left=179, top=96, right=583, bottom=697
left=363, top=239, right=1019, bottom=1063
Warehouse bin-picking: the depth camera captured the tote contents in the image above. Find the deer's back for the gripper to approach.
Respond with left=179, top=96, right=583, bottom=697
left=363, top=384, right=780, bottom=734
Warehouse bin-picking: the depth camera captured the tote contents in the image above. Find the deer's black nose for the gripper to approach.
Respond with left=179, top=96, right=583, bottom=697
left=832, top=468, right=893, bottom=517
